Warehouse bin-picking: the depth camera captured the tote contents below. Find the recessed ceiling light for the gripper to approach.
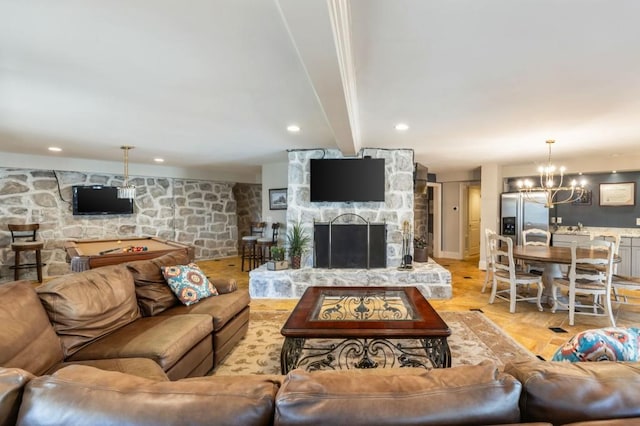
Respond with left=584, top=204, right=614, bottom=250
left=48, top=147, right=62, bottom=152
left=394, top=123, right=409, bottom=131
left=154, top=158, right=165, bottom=163
left=612, top=170, right=617, bottom=174
left=287, top=125, right=300, bottom=133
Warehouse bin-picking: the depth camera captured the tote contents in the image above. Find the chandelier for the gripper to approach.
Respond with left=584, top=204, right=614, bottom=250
left=517, top=139, right=586, bottom=208
left=117, top=145, right=136, bottom=199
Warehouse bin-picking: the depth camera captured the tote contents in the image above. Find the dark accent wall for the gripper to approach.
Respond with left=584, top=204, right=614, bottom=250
left=507, top=172, right=640, bottom=228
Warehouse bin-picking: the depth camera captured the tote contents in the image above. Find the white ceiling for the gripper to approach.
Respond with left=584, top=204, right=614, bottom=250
left=1, top=0, right=640, bottom=182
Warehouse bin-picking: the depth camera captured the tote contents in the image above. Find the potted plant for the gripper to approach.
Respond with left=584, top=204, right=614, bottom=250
left=267, top=246, right=288, bottom=271
left=413, top=236, right=429, bottom=263
left=286, top=221, right=311, bottom=269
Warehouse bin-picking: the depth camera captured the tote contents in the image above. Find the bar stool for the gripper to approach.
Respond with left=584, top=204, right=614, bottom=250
left=241, top=222, right=265, bottom=271
left=256, top=223, right=280, bottom=264
left=8, top=223, right=45, bottom=282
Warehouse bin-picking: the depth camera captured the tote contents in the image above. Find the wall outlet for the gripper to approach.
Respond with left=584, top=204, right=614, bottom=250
left=556, top=217, right=562, bottom=224
left=636, top=218, right=640, bottom=226
left=550, top=217, right=556, bottom=224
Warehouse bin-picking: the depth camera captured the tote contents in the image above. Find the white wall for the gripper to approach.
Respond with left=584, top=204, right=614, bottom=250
left=261, top=161, right=289, bottom=244
left=441, top=181, right=462, bottom=258
left=479, top=163, right=502, bottom=269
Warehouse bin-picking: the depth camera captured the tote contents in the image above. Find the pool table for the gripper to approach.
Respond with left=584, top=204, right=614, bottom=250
left=65, top=237, right=195, bottom=272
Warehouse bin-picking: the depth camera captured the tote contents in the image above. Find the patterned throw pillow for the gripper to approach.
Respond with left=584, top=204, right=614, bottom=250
left=552, top=327, right=640, bottom=362
left=161, top=263, right=218, bottom=306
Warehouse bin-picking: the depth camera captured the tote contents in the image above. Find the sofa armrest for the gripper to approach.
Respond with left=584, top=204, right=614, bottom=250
left=210, top=277, right=237, bottom=294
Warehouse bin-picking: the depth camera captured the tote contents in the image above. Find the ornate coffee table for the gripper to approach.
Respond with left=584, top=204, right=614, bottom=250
left=280, top=286, right=451, bottom=373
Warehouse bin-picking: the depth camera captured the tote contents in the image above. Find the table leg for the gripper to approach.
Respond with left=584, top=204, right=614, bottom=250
left=421, top=337, right=451, bottom=368
left=541, top=263, right=563, bottom=307
left=281, top=337, right=304, bottom=374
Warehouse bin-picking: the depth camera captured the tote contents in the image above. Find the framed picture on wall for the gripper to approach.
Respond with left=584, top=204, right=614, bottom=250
left=572, top=190, right=592, bottom=206
left=599, top=182, right=636, bottom=206
left=269, top=188, right=288, bottom=210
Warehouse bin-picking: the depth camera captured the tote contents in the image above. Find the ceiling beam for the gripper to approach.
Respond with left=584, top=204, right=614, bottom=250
left=277, top=0, right=360, bottom=156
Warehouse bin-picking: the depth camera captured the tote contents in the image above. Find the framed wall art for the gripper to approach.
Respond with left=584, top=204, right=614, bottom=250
left=269, top=188, right=288, bottom=210
left=572, top=190, right=592, bottom=206
left=599, top=182, right=635, bottom=206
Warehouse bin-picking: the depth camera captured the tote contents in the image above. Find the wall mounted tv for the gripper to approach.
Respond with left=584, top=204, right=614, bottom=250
left=310, top=158, right=385, bottom=202
left=72, top=185, right=134, bottom=215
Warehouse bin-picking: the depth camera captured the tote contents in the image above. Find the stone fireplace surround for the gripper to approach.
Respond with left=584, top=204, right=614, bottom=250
left=248, top=148, right=452, bottom=299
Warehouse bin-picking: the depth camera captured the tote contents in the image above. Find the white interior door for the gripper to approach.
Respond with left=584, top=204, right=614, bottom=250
left=466, top=185, right=481, bottom=258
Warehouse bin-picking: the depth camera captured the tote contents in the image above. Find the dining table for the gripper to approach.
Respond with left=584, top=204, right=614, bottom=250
left=511, top=245, right=620, bottom=307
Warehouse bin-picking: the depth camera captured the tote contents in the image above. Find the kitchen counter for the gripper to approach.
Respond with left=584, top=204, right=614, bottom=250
left=553, top=226, right=640, bottom=238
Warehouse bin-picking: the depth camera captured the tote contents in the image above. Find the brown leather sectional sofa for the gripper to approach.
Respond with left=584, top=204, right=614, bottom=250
left=2, top=360, right=640, bottom=425
left=2, top=251, right=640, bottom=425
left=0, top=251, right=249, bottom=381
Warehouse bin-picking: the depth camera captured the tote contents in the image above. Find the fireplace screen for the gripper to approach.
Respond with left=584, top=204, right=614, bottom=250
left=313, top=216, right=386, bottom=269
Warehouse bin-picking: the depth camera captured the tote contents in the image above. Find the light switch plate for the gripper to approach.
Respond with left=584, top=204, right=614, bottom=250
left=636, top=218, right=640, bottom=226
left=556, top=217, right=562, bottom=224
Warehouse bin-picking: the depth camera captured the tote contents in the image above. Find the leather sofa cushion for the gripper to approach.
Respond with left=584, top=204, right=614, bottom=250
left=160, top=289, right=251, bottom=331
left=66, top=315, right=213, bottom=372
left=0, top=281, right=64, bottom=375
left=37, top=264, right=141, bottom=357
left=0, top=367, right=34, bottom=426
left=18, top=365, right=281, bottom=426
left=505, top=359, right=640, bottom=424
left=50, top=358, right=169, bottom=381
left=126, top=251, right=189, bottom=316
left=274, top=360, right=522, bottom=426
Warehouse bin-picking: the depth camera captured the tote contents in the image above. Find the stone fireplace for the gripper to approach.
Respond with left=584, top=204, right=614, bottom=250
left=248, top=148, right=453, bottom=300
left=286, top=148, right=414, bottom=268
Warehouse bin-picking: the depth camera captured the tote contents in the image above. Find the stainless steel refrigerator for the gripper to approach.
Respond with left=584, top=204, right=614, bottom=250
left=500, top=192, right=550, bottom=245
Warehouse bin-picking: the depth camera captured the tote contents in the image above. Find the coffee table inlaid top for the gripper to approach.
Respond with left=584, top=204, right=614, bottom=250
left=281, top=286, right=451, bottom=339
left=512, top=245, right=621, bottom=265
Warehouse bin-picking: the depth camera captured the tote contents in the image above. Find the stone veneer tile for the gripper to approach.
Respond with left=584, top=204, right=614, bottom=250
left=249, top=259, right=452, bottom=300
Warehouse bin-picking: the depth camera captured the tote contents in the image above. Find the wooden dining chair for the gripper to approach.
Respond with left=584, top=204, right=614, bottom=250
left=551, top=239, right=616, bottom=327
left=481, top=228, right=496, bottom=293
left=521, top=228, right=551, bottom=274
left=489, top=233, right=544, bottom=313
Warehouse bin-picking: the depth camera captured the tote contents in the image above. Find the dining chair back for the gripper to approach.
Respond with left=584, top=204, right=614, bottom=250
left=590, top=232, right=621, bottom=273
left=521, top=228, right=551, bottom=274
left=488, top=233, right=544, bottom=313
left=481, top=228, right=496, bottom=293
left=522, top=228, right=551, bottom=246
left=551, top=239, right=616, bottom=327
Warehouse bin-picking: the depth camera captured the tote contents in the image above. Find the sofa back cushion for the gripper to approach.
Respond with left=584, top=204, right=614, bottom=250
left=275, top=361, right=521, bottom=426
left=505, top=359, right=640, bottom=424
left=126, top=251, right=189, bottom=316
left=36, top=265, right=141, bottom=357
left=0, top=281, right=64, bottom=375
left=18, top=365, right=280, bottom=426
left=0, top=367, right=35, bottom=426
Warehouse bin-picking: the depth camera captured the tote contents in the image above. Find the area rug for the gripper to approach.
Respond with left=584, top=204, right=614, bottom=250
left=212, top=311, right=535, bottom=375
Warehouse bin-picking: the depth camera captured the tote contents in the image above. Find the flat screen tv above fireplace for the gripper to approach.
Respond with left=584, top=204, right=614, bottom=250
left=310, top=158, right=385, bottom=202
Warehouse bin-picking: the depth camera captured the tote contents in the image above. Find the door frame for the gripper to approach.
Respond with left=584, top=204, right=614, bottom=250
left=429, top=182, right=442, bottom=258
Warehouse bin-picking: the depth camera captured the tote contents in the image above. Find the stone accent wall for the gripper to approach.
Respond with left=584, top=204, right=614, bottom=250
left=414, top=188, right=428, bottom=241
left=0, top=168, right=238, bottom=282
left=287, top=149, right=414, bottom=268
left=233, top=183, right=262, bottom=242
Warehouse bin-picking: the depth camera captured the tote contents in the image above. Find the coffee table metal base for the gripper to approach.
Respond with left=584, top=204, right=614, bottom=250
left=281, top=336, right=451, bottom=374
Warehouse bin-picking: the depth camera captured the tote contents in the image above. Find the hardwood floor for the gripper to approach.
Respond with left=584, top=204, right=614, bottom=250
left=199, top=256, right=640, bottom=361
